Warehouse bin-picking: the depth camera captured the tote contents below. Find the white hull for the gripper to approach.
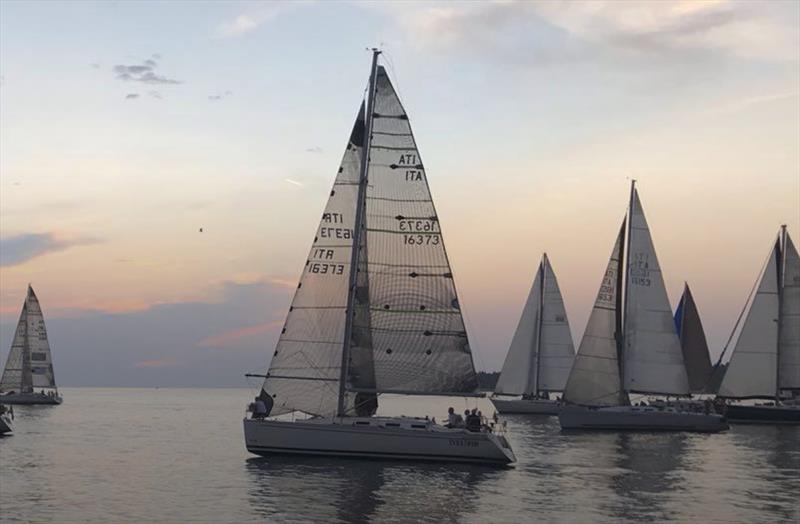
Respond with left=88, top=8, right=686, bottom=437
left=243, top=416, right=516, bottom=465
left=0, top=392, right=62, bottom=405
left=559, top=405, right=729, bottom=433
left=0, top=414, right=13, bottom=435
left=490, top=397, right=561, bottom=415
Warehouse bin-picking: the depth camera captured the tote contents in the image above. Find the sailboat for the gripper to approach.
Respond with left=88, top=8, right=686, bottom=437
left=242, top=50, right=515, bottom=464
left=0, top=285, right=62, bottom=405
left=715, top=226, right=800, bottom=424
left=558, top=182, right=728, bottom=432
left=490, top=254, right=575, bottom=415
left=674, top=283, right=713, bottom=393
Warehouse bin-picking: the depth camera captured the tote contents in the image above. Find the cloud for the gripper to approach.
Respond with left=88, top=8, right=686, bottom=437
left=379, top=1, right=799, bottom=66
left=196, top=320, right=283, bottom=348
left=125, top=93, right=140, bottom=100
left=148, top=91, right=162, bottom=99
left=709, top=91, right=799, bottom=115
left=134, top=359, right=178, bottom=368
left=283, top=178, right=304, bottom=187
left=0, top=233, right=102, bottom=267
left=113, top=54, right=182, bottom=85
left=215, top=1, right=312, bottom=38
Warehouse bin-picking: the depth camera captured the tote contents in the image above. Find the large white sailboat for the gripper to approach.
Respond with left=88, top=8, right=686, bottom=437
left=715, top=226, right=800, bottom=424
left=491, top=254, right=575, bottom=415
left=558, top=182, right=727, bottom=432
left=242, top=51, right=515, bottom=464
left=0, top=285, right=62, bottom=405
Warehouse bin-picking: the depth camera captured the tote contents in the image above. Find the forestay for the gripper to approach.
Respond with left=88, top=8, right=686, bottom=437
left=361, top=66, right=479, bottom=395
left=624, top=190, right=690, bottom=396
left=564, top=223, right=626, bottom=406
left=261, top=106, right=366, bottom=417
left=718, top=240, right=780, bottom=399
left=779, top=232, right=800, bottom=391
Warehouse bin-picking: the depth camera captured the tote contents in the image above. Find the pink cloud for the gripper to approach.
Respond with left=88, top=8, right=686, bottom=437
left=196, top=320, right=283, bottom=348
left=134, top=359, right=178, bottom=368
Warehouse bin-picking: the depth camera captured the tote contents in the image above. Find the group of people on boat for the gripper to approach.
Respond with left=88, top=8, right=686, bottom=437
left=445, top=407, right=497, bottom=432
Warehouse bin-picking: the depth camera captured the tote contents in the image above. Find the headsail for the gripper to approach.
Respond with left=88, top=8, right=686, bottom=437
left=674, top=283, right=713, bottom=393
left=779, top=230, right=800, bottom=392
left=564, top=223, right=626, bottom=406
left=0, top=286, right=57, bottom=393
left=260, top=105, right=366, bottom=417
left=623, top=189, right=690, bottom=397
left=537, top=255, right=576, bottom=392
left=494, top=261, right=542, bottom=396
left=359, top=66, right=478, bottom=395
left=718, top=238, right=780, bottom=399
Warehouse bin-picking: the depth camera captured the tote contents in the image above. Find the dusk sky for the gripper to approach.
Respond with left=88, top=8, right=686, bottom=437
left=1, top=1, right=798, bottom=387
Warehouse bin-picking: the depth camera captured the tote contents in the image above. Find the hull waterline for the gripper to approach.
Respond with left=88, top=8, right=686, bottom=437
left=490, top=397, right=561, bottom=415
left=723, top=404, right=800, bottom=425
left=244, top=417, right=516, bottom=465
left=559, top=405, right=729, bottom=433
left=0, top=393, right=62, bottom=405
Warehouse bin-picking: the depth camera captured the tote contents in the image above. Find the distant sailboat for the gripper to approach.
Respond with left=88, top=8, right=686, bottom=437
left=242, top=50, right=515, bottom=464
left=558, top=182, right=727, bottom=432
left=715, top=226, right=800, bottom=424
left=674, top=283, right=713, bottom=393
left=491, top=254, right=575, bottom=415
left=0, top=405, right=13, bottom=435
left=0, top=285, right=63, bottom=405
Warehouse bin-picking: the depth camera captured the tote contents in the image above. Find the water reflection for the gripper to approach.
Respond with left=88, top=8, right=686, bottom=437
left=246, top=456, right=499, bottom=523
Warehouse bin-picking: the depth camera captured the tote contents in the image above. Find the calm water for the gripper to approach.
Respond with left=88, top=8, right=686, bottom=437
left=1, top=388, right=798, bottom=523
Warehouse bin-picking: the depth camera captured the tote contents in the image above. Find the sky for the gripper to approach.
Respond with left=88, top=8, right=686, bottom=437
left=0, top=0, right=798, bottom=387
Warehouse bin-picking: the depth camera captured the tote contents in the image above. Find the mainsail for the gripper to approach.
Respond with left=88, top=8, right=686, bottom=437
left=0, top=286, right=57, bottom=393
left=623, top=189, right=690, bottom=397
left=564, top=223, right=626, bottom=406
left=495, top=254, right=575, bottom=396
left=260, top=56, right=479, bottom=417
left=674, top=283, right=713, bottom=393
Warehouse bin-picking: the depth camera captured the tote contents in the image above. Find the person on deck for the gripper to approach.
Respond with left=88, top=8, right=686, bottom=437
left=447, top=407, right=461, bottom=428
left=252, top=397, right=268, bottom=419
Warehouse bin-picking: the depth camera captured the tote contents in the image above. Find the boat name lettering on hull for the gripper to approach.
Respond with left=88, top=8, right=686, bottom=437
left=448, top=438, right=479, bottom=447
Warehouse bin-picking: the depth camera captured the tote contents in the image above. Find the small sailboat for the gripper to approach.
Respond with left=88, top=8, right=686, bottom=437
left=674, top=283, right=713, bottom=393
left=0, top=285, right=62, bottom=405
left=491, top=254, right=575, bottom=415
left=715, top=225, right=800, bottom=424
left=558, top=182, right=728, bottom=432
left=242, top=50, right=515, bottom=464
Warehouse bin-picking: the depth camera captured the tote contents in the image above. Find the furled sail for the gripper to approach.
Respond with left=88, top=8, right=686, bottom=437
left=494, top=262, right=542, bottom=396
left=564, top=223, right=626, bottom=406
left=624, top=190, right=690, bottom=396
left=261, top=105, right=367, bottom=417
left=0, top=286, right=57, bottom=393
left=360, top=66, right=479, bottom=395
left=718, top=240, right=780, bottom=399
left=537, top=255, right=576, bottom=392
left=779, top=231, right=800, bottom=391
left=674, top=283, right=713, bottom=393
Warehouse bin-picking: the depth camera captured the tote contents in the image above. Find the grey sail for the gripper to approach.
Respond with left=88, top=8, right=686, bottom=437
left=564, top=222, right=626, bottom=406
left=674, top=284, right=713, bottom=393
left=623, top=189, right=690, bottom=397
left=718, top=239, right=780, bottom=399
left=260, top=105, right=367, bottom=417
left=779, top=230, right=800, bottom=392
left=537, top=255, right=576, bottom=392
left=359, top=66, right=479, bottom=395
left=495, top=262, right=542, bottom=396
left=0, top=286, right=57, bottom=393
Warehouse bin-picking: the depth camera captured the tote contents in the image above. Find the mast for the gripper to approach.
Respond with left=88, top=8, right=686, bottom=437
left=620, top=179, right=635, bottom=400
left=533, top=255, right=546, bottom=396
left=337, top=49, right=380, bottom=417
left=21, top=290, right=32, bottom=394
left=776, top=224, right=787, bottom=401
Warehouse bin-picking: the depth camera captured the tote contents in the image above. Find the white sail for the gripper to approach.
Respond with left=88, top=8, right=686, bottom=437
left=261, top=105, right=367, bottom=417
left=564, top=224, right=625, bottom=406
left=537, top=255, right=576, bottom=391
left=623, top=190, right=690, bottom=396
left=361, top=66, right=478, bottom=395
left=494, top=262, right=543, bottom=396
left=0, top=286, right=57, bottom=393
left=779, top=231, right=800, bottom=391
left=718, top=240, right=780, bottom=398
